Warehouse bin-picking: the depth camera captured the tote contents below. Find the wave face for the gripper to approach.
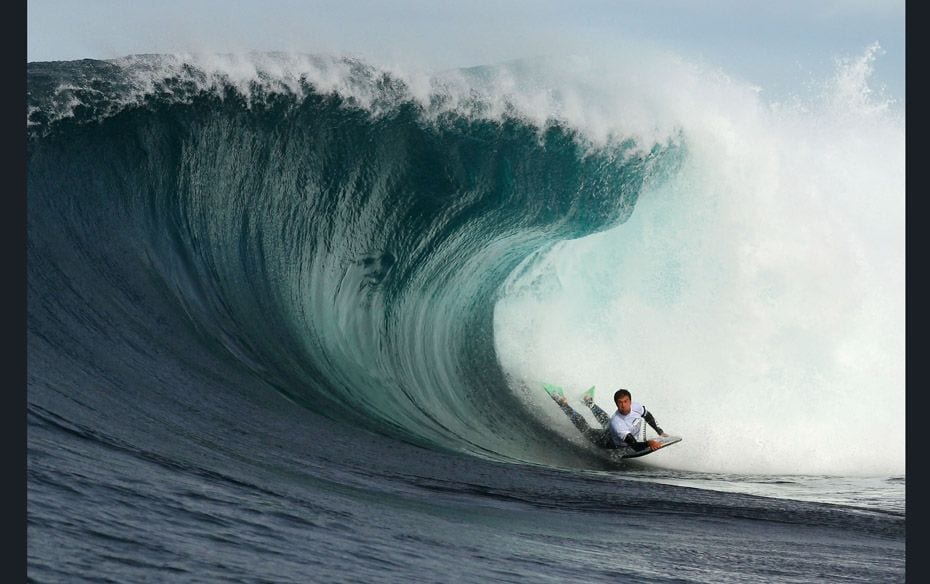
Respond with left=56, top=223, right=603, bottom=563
left=28, top=55, right=680, bottom=467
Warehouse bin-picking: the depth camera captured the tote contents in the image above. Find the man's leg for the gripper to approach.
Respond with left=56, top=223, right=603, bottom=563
left=581, top=388, right=611, bottom=428
left=587, top=403, right=611, bottom=428
left=553, top=398, right=609, bottom=447
left=557, top=401, right=591, bottom=434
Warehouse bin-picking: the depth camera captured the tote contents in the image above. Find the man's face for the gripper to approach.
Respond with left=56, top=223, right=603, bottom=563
left=616, top=395, right=632, bottom=415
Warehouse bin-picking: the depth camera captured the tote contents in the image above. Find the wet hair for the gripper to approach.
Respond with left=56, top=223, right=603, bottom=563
left=613, top=389, right=632, bottom=403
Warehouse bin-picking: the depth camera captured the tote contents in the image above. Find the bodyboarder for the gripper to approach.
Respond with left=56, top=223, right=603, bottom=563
left=546, top=386, right=669, bottom=452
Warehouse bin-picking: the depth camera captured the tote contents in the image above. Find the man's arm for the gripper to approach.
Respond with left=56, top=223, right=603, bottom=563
left=622, top=434, right=663, bottom=452
left=623, top=434, right=649, bottom=451
left=642, top=408, right=668, bottom=437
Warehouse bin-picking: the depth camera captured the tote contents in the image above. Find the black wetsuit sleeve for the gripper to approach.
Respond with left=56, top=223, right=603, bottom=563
left=642, top=408, right=664, bottom=435
left=623, top=434, right=650, bottom=452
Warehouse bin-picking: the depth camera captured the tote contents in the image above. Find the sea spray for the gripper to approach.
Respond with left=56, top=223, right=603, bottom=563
left=495, top=44, right=904, bottom=476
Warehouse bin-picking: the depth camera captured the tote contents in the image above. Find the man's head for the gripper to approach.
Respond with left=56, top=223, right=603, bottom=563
left=613, top=389, right=632, bottom=415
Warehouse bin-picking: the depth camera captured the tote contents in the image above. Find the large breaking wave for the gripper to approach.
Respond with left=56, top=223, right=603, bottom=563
left=27, top=48, right=904, bottom=475
left=28, top=54, right=683, bottom=468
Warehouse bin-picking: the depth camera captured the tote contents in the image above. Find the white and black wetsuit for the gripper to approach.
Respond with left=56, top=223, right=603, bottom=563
left=556, top=400, right=663, bottom=451
left=608, top=402, right=664, bottom=452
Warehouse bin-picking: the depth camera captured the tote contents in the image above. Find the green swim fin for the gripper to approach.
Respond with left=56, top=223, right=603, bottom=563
left=581, top=386, right=595, bottom=404
left=542, top=383, right=564, bottom=400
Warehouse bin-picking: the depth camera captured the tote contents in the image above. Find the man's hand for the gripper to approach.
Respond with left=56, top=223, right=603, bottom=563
left=647, top=439, right=663, bottom=451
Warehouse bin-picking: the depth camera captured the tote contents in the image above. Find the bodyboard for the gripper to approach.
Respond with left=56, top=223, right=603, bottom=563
left=617, top=435, right=682, bottom=459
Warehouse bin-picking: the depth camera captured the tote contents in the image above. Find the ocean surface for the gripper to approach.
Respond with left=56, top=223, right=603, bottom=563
left=27, top=53, right=905, bottom=582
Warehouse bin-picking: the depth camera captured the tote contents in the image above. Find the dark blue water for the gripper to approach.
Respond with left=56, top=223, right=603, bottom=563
left=27, top=55, right=905, bottom=583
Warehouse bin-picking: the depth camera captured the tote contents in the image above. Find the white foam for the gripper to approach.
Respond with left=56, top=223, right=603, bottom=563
left=33, top=50, right=704, bottom=153
left=495, top=44, right=905, bottom=476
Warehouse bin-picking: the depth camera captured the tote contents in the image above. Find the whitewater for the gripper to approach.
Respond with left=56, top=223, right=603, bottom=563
left=27, top=47, right=904, bottom=582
